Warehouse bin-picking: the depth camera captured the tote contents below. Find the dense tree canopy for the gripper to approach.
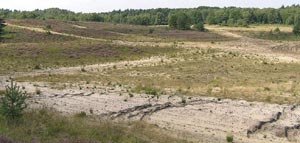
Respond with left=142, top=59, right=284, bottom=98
left=1, top=5, right=300, bottom=27
left=168, top=12, right=191, bottom=30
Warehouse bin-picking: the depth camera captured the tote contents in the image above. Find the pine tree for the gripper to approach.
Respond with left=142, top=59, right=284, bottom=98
left=0, top=19, right=6, bottom=41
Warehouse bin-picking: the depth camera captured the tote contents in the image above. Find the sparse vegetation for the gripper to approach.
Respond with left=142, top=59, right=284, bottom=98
left=19, top=49, right=300, bottom=104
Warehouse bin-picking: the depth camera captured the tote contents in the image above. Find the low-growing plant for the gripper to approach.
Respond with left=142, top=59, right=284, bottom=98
left=36, top=88, right=41, bottom=95
left=0, top=81, right=28, bottom=120
left=129, top=93, right=134, bottom=98
left=226, top=135, right=234, bottom=143
left=74, top=111, right=87, bottom=118
left=0, top=136, right=16, bottom=143
left=34, top=64, right=42, bottom=70
left=148, top=28, right=154, bottom=34
left=134, top=85, right=160, bottom=96
left=81, top=67, right=87, bottom=72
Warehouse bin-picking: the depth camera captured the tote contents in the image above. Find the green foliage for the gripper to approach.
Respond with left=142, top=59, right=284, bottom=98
left=274, top=27, right=281, bottom=33
left=44, top=25, right=52, bottom=30
left=168, top=12, right=191, bottom=30
left=194, top=22, right=205, bottom=31
left=74, top=111, right=87, bottom=118
left=293, top=23, right=300, bottom=34
left=237, top=19, right=249, bottom=27
left=0, top=81, right=27, bottom=120
left=168, top=14, right=178, bottom=29
left=226, top=135, right=234, bottom=142
left=134, top=85, right=160, bottom=96
left=0, top=19, right=5, bottom=41
left=2, top=6, right=300, bottom=26
left=148, top=28, right=155, bottom=34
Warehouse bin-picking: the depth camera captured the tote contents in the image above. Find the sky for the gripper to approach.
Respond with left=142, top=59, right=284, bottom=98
left=1, top=0, right=300, bottom=13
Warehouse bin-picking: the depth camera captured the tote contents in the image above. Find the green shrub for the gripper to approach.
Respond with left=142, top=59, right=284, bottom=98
left=36, top=88, right=41, bottom=95
left=195, top=23, right=205, bottom=32
left=34, top=64, right=41, bottom=70
left=226, top=135, right=234, bottom=142
left=44, top=25, right=52, bottom=30
left=148, top=28, right=154, bottom=34
left=274, top=27, right=281, bottom=33
left=0, top=81, right=28, bottom=120
left=135, top=85, right=159, bottom=96
left=293, top=24, right=300, bottom=35
left=74, top=111, right=87, bottom=118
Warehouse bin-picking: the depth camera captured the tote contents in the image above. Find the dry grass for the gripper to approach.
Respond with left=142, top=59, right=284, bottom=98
left=17, top=49, right=300, bottom=104
left=206, top=24, right=292, bottom=33
left=0, top=109, right=190, bottom=143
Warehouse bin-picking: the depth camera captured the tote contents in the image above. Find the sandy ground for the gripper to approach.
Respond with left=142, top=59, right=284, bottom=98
left=1, top=81, right=300, bottom=143
left=1, top=23, right=300, bottom=143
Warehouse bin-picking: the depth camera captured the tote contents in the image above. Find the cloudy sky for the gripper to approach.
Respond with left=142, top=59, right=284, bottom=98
left=1, top=0, right=300, bottom=13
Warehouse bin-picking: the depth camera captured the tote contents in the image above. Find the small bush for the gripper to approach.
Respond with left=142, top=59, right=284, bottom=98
left=194, top=23, right=205, bottom=32
left=46, top=30, right=52, bottom=35
left=0, top=81, right=28, bottom=120
left=81, top=67, right=87, bottom=72
left=274, top=27, right=281, bottom=33
left=148, top=28, right=154, bottom=34
left=134, top=85, right=160, bottom=96
left=129, top=93, right=134, bottom=98
left=34, top=64, right=42, bottom=70
left=293, top=24, right=300, bottom=35
left=45, top=25, right=52, bottom=30
left=36, top=88, right=41, bottom=95
left=74, top=111, right=87, bottom=118
left=181, top=98, right=186, bottom=104
left=226, top=135, right=234, bottom=142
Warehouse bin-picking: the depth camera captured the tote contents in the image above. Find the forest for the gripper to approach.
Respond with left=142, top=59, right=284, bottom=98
left=1, top=5, right=300, bottom=27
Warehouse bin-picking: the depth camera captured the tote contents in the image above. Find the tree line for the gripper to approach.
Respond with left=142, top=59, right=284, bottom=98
left=1, top=5, right=300, bottom=29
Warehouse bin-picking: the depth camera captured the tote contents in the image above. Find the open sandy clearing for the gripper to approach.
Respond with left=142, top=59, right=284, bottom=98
left=1, top=81, right=299, bottom=143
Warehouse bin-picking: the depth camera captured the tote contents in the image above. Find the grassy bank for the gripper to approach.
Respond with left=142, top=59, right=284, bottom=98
left=0, top=109, right=190, bottom=143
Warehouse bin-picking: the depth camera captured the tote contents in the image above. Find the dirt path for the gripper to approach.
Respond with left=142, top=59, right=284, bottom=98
left=0, top=55, right=182, bottom=86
